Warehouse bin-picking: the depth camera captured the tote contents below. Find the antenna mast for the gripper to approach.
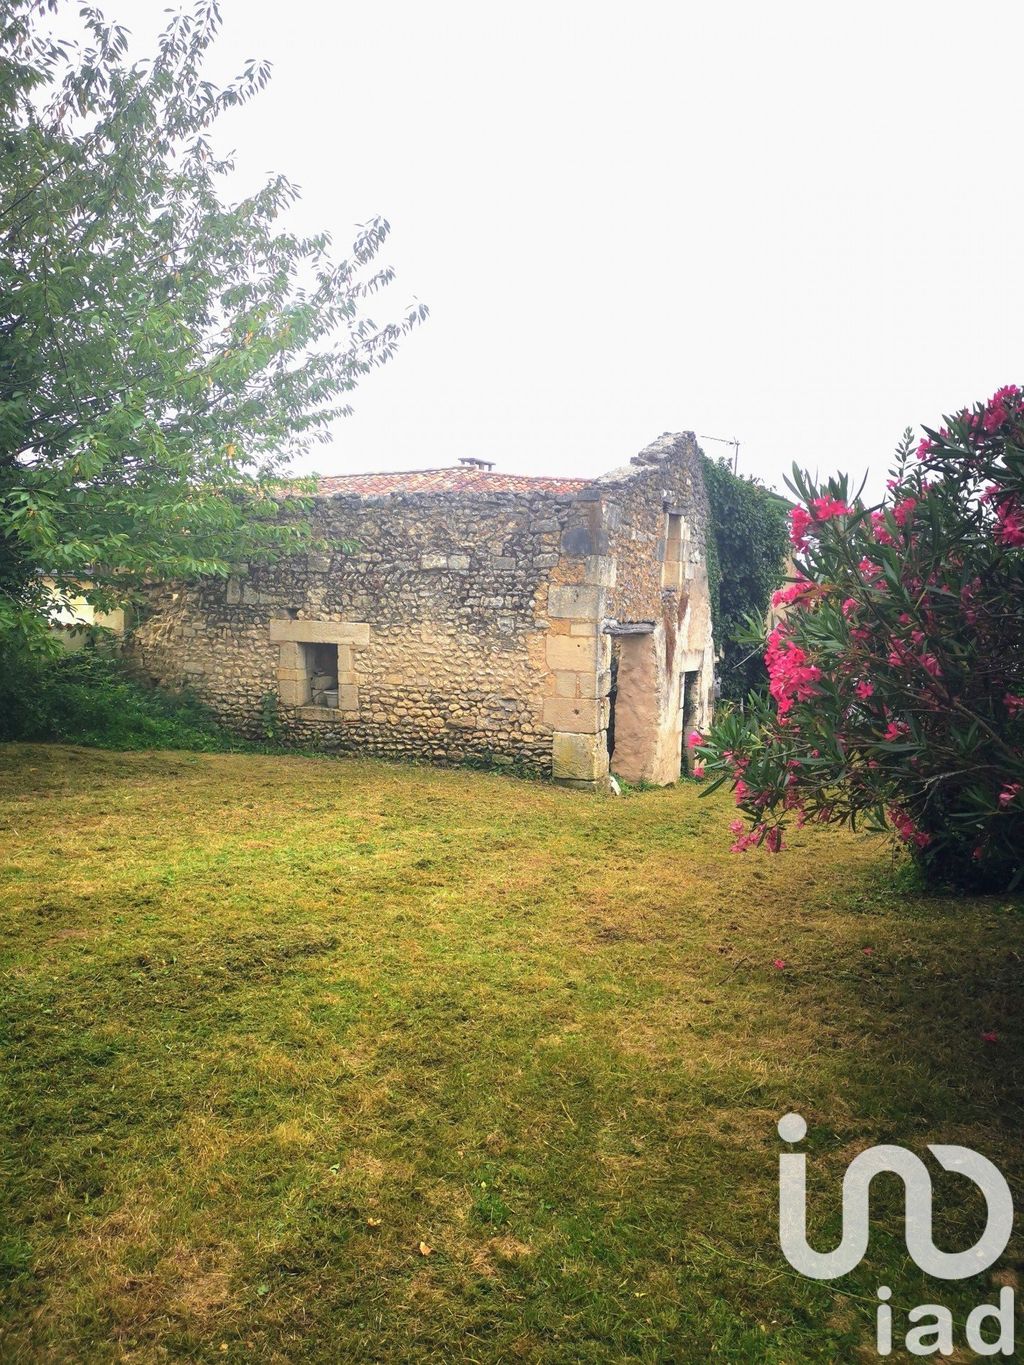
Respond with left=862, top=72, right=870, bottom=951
left=700, top=433, right=741, bottom=476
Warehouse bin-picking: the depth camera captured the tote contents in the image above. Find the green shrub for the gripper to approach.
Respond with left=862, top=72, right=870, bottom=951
left=0, top=646, right=247, bottom=752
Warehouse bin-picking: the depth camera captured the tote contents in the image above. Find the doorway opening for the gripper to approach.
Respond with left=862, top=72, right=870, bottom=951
left=607, top=628, right=659, bottom=784
left=680, top=668, right=700, bottom=769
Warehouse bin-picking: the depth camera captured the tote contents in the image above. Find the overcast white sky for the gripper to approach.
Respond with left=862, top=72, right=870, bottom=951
left=62, top=1, right=1024, bottom=496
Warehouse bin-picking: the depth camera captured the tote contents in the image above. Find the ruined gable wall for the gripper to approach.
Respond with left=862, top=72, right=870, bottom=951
left=603, top=432, right=712, bottom=626
left=598, top=434, right=716, bottom=784
left=131, top=489, right=586, bottom=771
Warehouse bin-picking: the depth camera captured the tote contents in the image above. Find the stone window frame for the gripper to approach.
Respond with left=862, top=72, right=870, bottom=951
left=268, top=618, right=369, bottom=720
left=661, top=511, right=686, bottom=591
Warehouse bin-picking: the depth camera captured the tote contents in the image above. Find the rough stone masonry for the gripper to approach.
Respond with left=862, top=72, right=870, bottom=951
left=129, top=432, right=716, bottom=790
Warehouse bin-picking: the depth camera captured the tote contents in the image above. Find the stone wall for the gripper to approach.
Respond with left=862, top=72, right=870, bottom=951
left=132, top=489, right=579, bottom=771
left=129, top=434, right=716, bottom=789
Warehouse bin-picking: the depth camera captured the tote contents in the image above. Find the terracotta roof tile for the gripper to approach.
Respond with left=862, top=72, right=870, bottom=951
left=316, top=467, right=590, bottom=497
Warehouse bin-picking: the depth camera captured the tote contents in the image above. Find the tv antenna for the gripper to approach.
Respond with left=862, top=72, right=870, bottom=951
left=700, top=433, right=741, bottom=475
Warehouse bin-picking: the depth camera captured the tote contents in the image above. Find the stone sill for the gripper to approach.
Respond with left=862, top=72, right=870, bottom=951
left=294, top=705, right=359, bottom=722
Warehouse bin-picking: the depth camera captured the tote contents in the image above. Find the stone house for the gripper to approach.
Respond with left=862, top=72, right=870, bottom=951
left=129, top=431, right=716, bottom=790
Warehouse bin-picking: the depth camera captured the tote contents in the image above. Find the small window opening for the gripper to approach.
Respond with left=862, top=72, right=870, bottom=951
left=305, top=642, right=339, bottom=708
left=662, top=513, right=684, bottom=590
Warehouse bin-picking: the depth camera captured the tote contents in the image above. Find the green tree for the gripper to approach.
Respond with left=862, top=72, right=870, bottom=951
left=0, top=0, right=426, bottom=653
left=702, top=455, right=790, bottom=700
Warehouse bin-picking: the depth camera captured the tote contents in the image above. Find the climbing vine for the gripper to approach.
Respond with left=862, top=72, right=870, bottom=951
left=702, top=456, right=790, bottom=700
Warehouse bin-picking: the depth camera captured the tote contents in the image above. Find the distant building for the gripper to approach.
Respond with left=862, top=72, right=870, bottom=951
left=43, top=578, right=129, bottom=648
left=129, top=432, right=715, bottom=789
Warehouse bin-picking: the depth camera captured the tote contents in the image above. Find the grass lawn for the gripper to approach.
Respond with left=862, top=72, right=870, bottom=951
left=1, top=744, right=1022, bottom=1363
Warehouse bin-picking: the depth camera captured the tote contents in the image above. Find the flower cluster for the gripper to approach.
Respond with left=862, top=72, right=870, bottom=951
left=789, top=495, right=853, bottom=551
left=994, top=494, right=1024, bottom=548
left=765, top=624, right=821, bottom=719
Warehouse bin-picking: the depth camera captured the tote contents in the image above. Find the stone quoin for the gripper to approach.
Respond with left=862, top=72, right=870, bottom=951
left=128, top=433, right=716, bottom=790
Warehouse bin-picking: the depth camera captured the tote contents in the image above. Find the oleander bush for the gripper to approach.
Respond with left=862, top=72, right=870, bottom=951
left=698, top=386, right=1024, bottom=892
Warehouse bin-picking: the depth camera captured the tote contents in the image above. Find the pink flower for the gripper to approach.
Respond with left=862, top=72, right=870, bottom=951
left=687, top=731, right=703, bottom=749
left=981, top=1030, right=999, bottom=1044
left=960, top=577, right=982, bottom=626
left=870, top=510, right=895, bottom=546
left=883, top=720, right=909, bottom=742
left=810, top=495, right=852, bottom=520
left=772, top=958, right=787, bottom=970
left=1004, top=693, right=1024, bottom=718
left=765, top=624, right=821, bottom=718
left=855, top=680, right=874, bottom=700
left=918, top=654, right=942, bottom=678
left=789, top=506, right=813, bottom=550
left=765, top=826, right=783, bottom=853
left=862, top=947, right=873, bottom=956
left=994, top=493, right=1024, bottom=547
left=729, top=818, right=745, bottom=835
left=789, top=497, right=851, bottom=549
left=998, top=782, right=1022, bottom=808
left=771, top=577, right=816, bottom=610
left=981, top=386, right=1019, bottom=435
left=693, top=761, right=705, bottom=779
left=888, top=803, right=929, bottom=848
left=916, top=437, right=935, bottom=459
left=731, top=821, right=766, bottom=852
left=892, top=497, right=917, bottom=528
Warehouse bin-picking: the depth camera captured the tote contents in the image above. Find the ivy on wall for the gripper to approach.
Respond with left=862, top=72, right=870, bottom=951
left=702, top=456, right=791, bottom=701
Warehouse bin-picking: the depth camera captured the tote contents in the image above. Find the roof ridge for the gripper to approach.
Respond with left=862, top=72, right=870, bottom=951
left=317, top=467, right=587, bottom=483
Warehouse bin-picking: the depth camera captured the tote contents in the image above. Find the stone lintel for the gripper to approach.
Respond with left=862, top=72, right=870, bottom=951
left=602, top=620, right=655, bottom=636
left=269, top=619, right=370, bottom=647
left=676, top=648, right=705, bottom=672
